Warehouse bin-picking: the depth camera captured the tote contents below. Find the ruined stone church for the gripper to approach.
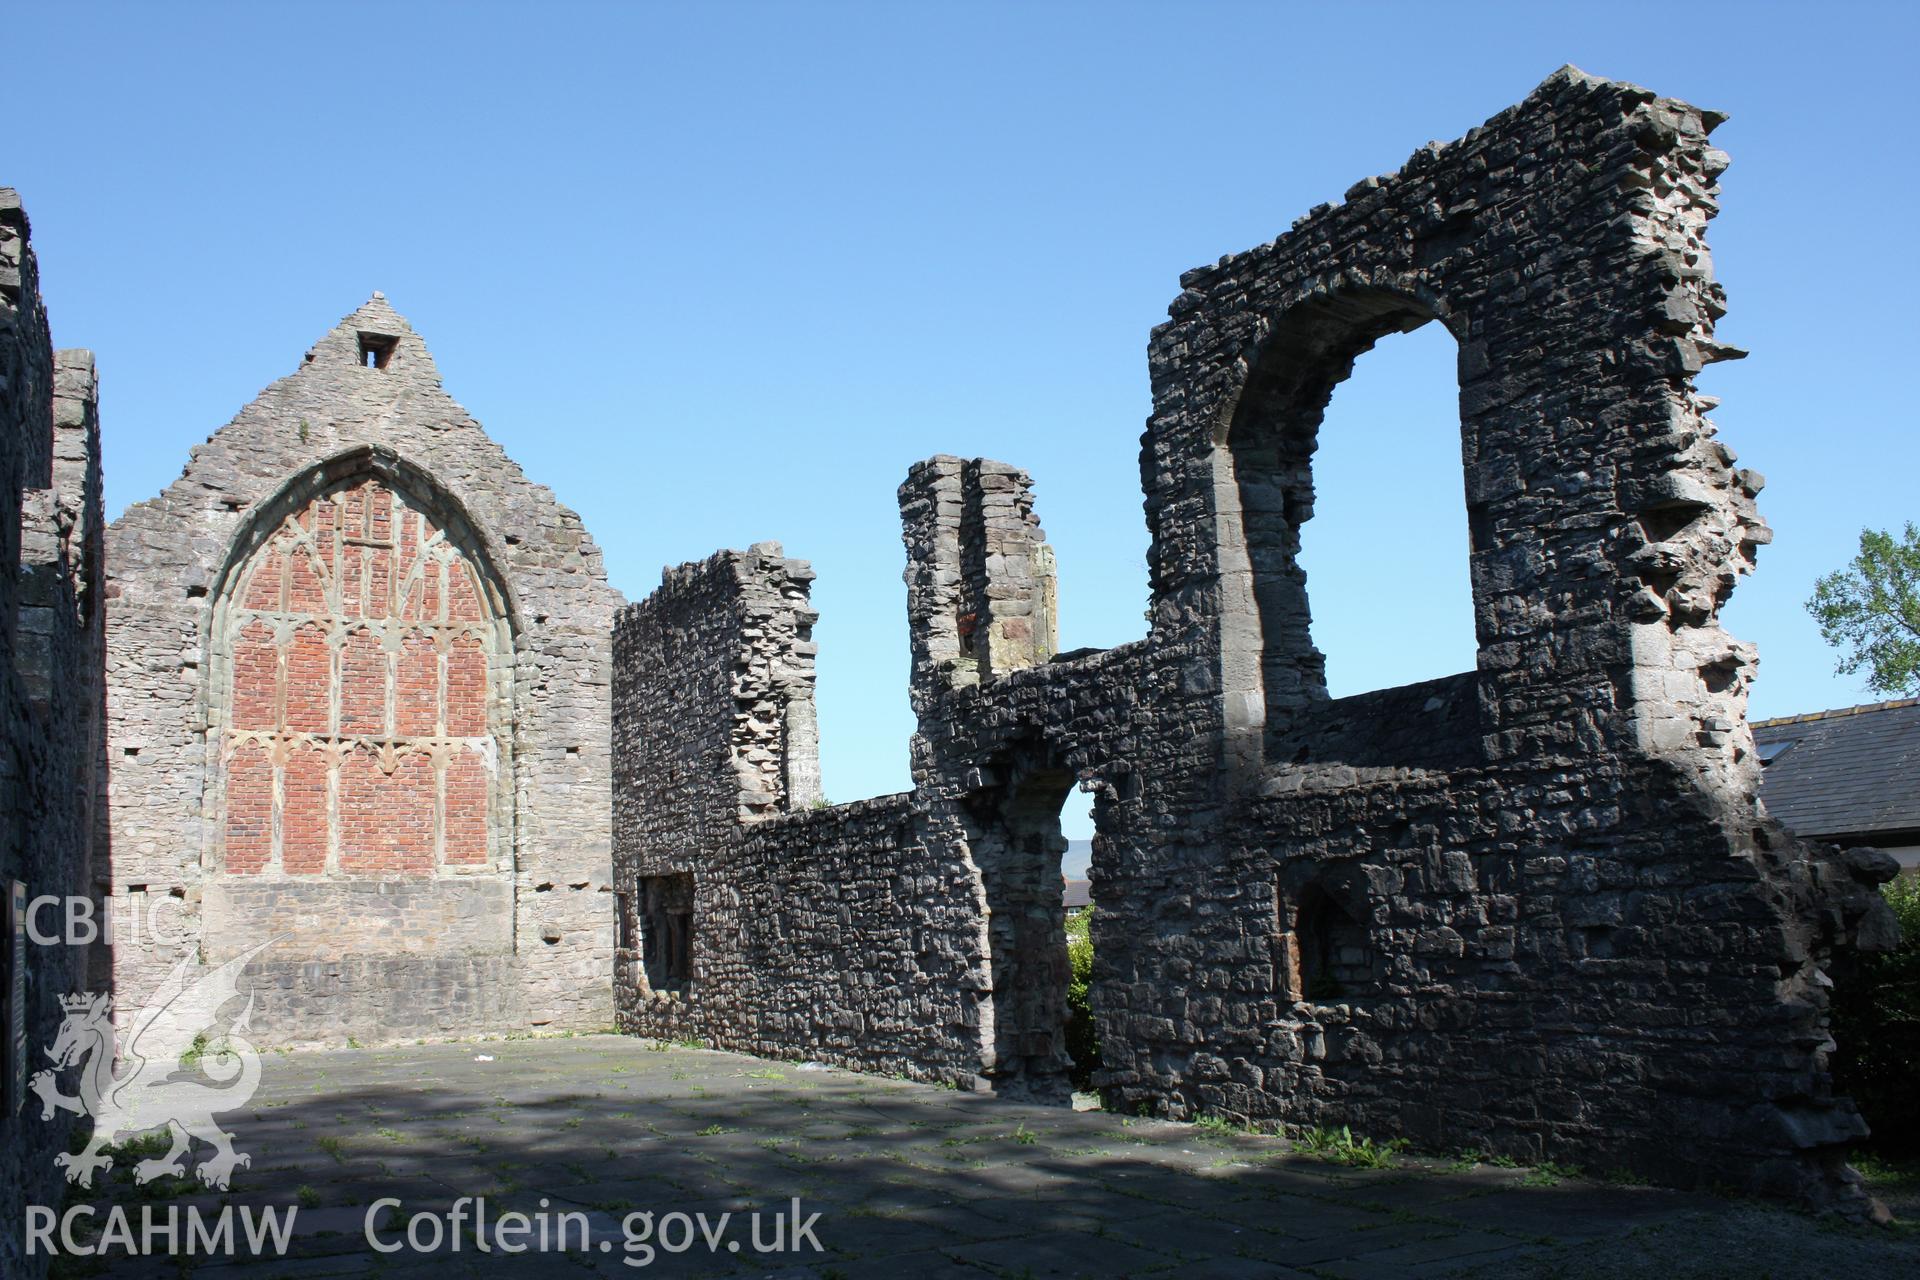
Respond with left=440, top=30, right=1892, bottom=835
left=0, top=65, right=1903, bottom=1237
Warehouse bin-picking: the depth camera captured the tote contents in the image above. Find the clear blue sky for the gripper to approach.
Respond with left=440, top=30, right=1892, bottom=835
left=12, top=3, right=1916, bottom=839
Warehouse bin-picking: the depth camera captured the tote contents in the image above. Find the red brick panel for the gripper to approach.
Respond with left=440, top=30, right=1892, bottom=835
left=223, top=742, right=273, bottom=875
left=339, top=627, right=386, bottom=734
left=447, top=561, right=483, bottom=622
left=242, top=546, right=285, bottom=611
left=336, top=749, right=378, bottom=872
left=283, top=622, right=332, bottom=734
left=444, top=752, right=490, bottom=866
left=369, top=544, right=392, bottom=619
left=338, top=485, right=359, bottom=540
left=395, top=508, right=421, bottom=611
left=421, top=558, right=443, bottom=622
left=309, top=495, right=337, bottom=574
left=231, top=620, right=280, bottom=733
left=394, top=631, right=440, bottom=736
left=339, top=749, right=436, bottom=876
left=339, top=541, right=365, bottom=617
left=446, top=635, right=486, bottom=737
left=282, top=744, right=330, bottom=875
left=287, top=545, right=328, bottom=614
left=368, top=482, right=393, bottom=545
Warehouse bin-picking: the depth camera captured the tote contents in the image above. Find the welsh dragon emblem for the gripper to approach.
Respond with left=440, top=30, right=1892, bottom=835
left=30, top=937, right=281, bottom=1189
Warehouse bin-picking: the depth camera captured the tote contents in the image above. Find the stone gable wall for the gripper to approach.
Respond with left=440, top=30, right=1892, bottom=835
left=611, top=69, right=1900, bottom=1212
left=105, top=295, right=623, bottom=1045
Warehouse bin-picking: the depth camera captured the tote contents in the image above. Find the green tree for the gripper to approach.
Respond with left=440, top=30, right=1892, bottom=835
left=1064, top=906, right=1099, bottom=1090
left=1830, top=876, right=1920, bottom=1153
left=1806, top=523, right=1920, bottom=696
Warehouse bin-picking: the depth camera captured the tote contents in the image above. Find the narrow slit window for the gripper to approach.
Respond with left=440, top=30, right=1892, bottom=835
left=614, top=891, right=634, bottom=952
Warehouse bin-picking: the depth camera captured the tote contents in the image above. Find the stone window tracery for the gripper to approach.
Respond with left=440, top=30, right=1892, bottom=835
left=212, top=471, right=509, bottom=877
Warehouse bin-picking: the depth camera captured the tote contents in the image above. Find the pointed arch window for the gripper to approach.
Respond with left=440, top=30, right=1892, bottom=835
left=210, top=461, right=512, bottom=877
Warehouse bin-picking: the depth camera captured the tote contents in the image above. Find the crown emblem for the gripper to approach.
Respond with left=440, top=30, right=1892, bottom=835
left=59, top=992, right=106, bottom=1013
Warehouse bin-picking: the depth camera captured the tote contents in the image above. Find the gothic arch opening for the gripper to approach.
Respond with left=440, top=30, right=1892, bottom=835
left=203, top=451, right=517, bottom=886
left=963, top=742, right=1081, bottom=1105
left=1215, top=285, right=1483, bottom=770
left=1295, top=321, right=1474, bottom=696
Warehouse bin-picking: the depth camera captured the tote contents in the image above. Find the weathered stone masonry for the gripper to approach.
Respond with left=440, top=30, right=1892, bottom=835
left=613, top=68, right=1901, bottom=1210
left=105, top=296, right=624, bottom=1045
left=612, top=544, right=988, bottom=1069
left=1, top=190, right=107, bottom=1280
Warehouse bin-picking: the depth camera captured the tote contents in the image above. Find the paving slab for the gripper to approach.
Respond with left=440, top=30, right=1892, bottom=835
left=33, top=1034, right=1920, bottom=1278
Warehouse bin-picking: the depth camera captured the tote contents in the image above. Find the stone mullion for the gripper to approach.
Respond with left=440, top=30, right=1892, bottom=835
left=436, top=599, right=450, bottom=871
left=268, top=748, right=285, bottom=877
left=322, top=495, right=342, bottom=882
left=272, top=544, right=292, bottom=734
left=325, top=509, right=343, bottom=619
left=437, top=639, right=450, bottom=738
left=269, top=549, right=289, bottom=875
left=383, top=643, right=398, bottom=755
left=326, top=620, right=343, bottom=879
left=434, top=751, right=448, bottom=871
left=326, top=621, right=343, bottom=739
left=321, top=743, right=340, bottom=879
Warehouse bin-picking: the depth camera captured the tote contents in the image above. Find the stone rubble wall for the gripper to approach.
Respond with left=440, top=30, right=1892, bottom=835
left=1, top=189, right=107, bottom=1280
left=611, top=68, right=1900, bottom=1212
left=199, top=877, right=513, bottom=961
left=612, top=546, right=991, bottom=1080
left=104, top=294, right=624, bottom=1045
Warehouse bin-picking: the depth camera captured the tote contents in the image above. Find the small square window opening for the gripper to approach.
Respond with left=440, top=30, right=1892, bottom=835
left=357, top=332, right=398, bottom=370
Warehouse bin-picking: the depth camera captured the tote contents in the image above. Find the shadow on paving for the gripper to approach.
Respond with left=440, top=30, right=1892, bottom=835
left=34, top=1036, right=1920, bottom=1279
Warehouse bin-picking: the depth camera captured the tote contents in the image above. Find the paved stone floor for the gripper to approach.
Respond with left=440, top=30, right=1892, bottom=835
left=41, top=1036, right=1920, bottom=1278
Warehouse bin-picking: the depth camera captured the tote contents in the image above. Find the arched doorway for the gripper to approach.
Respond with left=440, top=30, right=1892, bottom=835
left=963, top=742, right=1081, bottom=1104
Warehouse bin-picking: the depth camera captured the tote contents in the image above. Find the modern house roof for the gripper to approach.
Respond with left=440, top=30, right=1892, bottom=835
left=1752, top=698, right=1920, bottom=843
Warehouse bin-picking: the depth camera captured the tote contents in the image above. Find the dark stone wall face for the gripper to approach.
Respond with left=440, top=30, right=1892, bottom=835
left=612, top=68, right=1900, bottom=1211
left=105, top=294, right=624, bottom=1046
left=1, top=189, right=107, bottom=1280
